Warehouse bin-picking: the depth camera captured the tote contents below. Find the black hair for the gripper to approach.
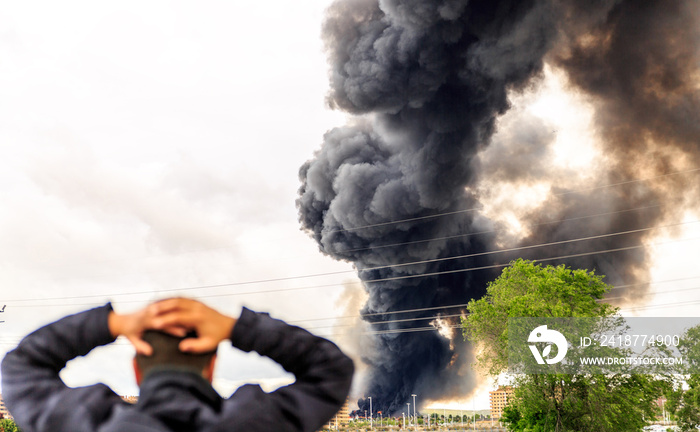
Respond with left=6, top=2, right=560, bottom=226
left=134, top=330, right=216, bottom=380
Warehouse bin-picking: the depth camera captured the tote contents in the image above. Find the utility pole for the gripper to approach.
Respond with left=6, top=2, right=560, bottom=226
left=369, top=397, right=373, bottom=429
left=662, top=398, right=666, bottom=425
left=411, top=394, right=417, bottom=429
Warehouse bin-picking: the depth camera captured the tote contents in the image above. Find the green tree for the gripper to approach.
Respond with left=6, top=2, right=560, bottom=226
left=0, top=419, right=21, bottom=432
left=667, top=324, right=700, bottom=431
left=463, top=259, right=616, bottom=375
left=668, top=374, right=700, bottom=432
left=462, top=259, right=664, bottom=432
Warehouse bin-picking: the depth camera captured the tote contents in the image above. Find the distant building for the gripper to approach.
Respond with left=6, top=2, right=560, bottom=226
left=121, top=395, right=139, bottom=404
left=489, top=386, right=514, bottom=419
left=0, top=394, right=13, bottom=420
left=320, top=397, right=350, bottom=431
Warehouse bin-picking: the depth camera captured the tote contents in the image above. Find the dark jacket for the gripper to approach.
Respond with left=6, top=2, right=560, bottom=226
left=1, top=304, right=354, bottom=432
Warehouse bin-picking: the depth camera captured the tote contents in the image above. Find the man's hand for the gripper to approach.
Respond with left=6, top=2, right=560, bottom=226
left=148, top=298, right=237, bottom=353
left=108, top=298, right=235, bottom=355
left=107, top=305, right=170, bottom=356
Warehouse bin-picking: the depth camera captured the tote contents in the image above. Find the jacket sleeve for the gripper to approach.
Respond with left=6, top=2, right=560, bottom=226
left=221, top=307, right=354, bottom=432
left=1, top=304, right=123, bottom=432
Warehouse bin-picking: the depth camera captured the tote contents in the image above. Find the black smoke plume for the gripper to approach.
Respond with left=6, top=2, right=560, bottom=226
left=298, top=0, right=700, bottom=415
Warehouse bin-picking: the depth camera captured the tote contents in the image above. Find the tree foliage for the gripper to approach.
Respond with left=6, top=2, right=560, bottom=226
left=501, top=373, right=664, bottom=432
left=462, top=258, right=617, bottom=376
left=0, top=419, right=21, bottom=432
left=668, top=374, right=700, bottom=432
left=667, top=325, right=700, bottom=431
left=462, top=259, right=665, bottom=432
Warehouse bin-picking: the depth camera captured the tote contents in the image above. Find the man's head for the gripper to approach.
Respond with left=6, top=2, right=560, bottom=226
left=133, top=330, right=217, bottom=385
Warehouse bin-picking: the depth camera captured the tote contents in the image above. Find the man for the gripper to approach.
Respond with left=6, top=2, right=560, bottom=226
left=1, top=298, right=354, bottom=432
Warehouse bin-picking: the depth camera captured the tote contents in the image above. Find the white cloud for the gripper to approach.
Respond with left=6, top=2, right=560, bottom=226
left=0, top=0, right=356, bottom=394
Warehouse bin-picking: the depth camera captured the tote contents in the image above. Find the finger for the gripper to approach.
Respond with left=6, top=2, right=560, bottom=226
left=149, top=298, right=187, bottom=316
left=160, top=325, right=189, bottom=338
left=149, top=312, right=194, bottom=330
left=160, top=296, right=199, bottom=310
left=179, top=337, right=218, bottom=354
left=130, top=338, right=153, bottom=356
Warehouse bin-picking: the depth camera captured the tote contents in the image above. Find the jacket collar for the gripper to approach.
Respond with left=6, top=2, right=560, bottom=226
left=136, top=370, right=222, bottom=428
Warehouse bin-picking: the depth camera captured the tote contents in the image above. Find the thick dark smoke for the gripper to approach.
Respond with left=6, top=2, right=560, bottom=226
left=297, top=0, right=700, bottom=415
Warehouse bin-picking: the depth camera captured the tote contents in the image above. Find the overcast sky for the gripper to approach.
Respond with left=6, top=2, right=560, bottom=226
left=0, top=0, right=364, bottom=399
left=2, top=0, right=699, bottom=412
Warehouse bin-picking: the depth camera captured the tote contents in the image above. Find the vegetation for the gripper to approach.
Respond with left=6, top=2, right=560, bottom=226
left=0, top=419, right=21, bottom=432
left=462, top=259, right=667, bottom=432
left=667, top=374, right=700, bottom=431
left=667, top=324, right=700, bottom=431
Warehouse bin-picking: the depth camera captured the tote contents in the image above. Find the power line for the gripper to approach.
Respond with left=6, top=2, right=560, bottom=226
left=4, top=292, right=700, bottom=343
left=4, top=235, right=700, bottom=311
left=357, top=220, right=698, bottom=274
left=368, top=324, right=463, bottom=336
left=2, top=268, right=355, bottom=303
left=325, top=208, right=483, bottom=234
left=6, top=273, right=700, bottom=339
left=343, top=204, right=661, bottom=254
left=287, top=279, right=700, bottom=331
left=290, top=303, right=472, bottom=323
left=0, top=170, right=690, bottom=303
left=605, top=283, right=700, bottom=302
left=310, top=281, right=700, bottom=330
left=319, top=167, right=700, bottom=235
left=304, top=314, right=465, bottom=330
left=320, top=285, right=700, bottom=333
left=3, top=293, right=700, bottom=343
left=2, top=169, right=698, bottom=338
left=305, top=280, right=700, bottom=334
left=322, top=299, right=700, bottom=337
left=609, top=275, right=700, bottom=291
left=6, top=218, right=698, bottom=305
left=360, top=244, right=644, bottom=285
left=316, top=298, right=700, bottom=338
left=358, top=234, right=700, bottom=286
left=293, top=276, right=700, bottom=328
left=621, top=298, right=700, bottom=313
left=6, top=203, right=659, bottom=303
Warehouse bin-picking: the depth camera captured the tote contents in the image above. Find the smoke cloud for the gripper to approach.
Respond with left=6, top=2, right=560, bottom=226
left=298, top=0, right=700, bottom=415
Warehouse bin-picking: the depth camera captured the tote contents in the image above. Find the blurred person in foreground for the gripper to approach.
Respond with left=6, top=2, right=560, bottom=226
left=1, top=298, right=354, bottom=432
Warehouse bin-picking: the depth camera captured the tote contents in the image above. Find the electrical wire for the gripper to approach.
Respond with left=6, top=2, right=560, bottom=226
left=1, top=173, right=700, bottom=353
left=2, top=170, right=700, bottom=341
left=358, top=220, right=698, bottom=274
left=342, top=204, right=661, bottom=254
left=304, top=314, right=465, bottom=330
left=307, top=283, right=700, bottom=331
left=3, top=236, right=698, bottom=311
left=1, top=203, right=666, bottom=303
left=5, top=277, right=700, bottom=332
left=290, top=303, right=472, bottom=323
left=5, top=218, right=698, bottom=306
left=321, top=167, right=700, bottom=235
left=314, top=298, right=700, bottom=338
left=3, top=293, right=700, bottom=343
